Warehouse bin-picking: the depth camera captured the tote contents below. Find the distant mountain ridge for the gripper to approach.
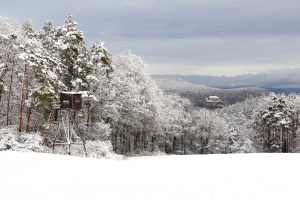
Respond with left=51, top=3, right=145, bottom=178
left=152, top=75, right=269, bottom=108
left=173, top=68, right=300, bottom=94
left=264, top=88, right=300, bottom=95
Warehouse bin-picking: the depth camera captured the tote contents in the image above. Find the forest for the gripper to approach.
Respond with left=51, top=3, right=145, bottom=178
left=1, top=14, right=300, bottom=158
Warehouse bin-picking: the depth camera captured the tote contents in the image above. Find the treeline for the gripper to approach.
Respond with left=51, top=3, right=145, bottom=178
left=1, top=15, right=300, bottom=157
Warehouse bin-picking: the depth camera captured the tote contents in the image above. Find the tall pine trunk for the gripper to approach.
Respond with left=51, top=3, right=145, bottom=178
left=26, top=107, right=32, bottom=132
left=19, top=65, right=27, bottom=132
left=6, top=70, right=13, bottom=126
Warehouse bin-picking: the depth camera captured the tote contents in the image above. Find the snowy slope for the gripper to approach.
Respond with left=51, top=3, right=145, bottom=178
left=1, top=152, right=299, bottom=200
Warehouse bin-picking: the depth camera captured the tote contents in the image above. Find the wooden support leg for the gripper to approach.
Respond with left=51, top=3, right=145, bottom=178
left=74, top=118, right=88, bottom=156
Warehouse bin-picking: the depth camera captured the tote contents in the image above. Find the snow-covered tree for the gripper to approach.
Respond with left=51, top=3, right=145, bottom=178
left=217, top=97, right=261, bottom=153
left=0, top=33, right=22, bottom=126
left=19, top=20, right=66, bottom=132
left=85, top=41, right=113, bottom=124
left=155, top=93, right=192, bottom=154
left=40, top=14, right=92, bottom=92
left=0, top=16, right=21, bottom=36
left=109, top=51, right=161, bottom=154
left=253, top=93, right=300, bottom=152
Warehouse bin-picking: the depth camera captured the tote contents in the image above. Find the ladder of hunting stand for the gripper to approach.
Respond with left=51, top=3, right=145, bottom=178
left=42, top=102, right=60, bottom=139
left=42, top=110, right=54, bottom=139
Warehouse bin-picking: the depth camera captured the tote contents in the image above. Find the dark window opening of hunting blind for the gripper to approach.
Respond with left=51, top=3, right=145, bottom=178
left=60, top=92, right=82, bottom=109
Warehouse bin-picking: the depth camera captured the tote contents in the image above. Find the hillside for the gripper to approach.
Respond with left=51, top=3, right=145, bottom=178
left=152, top=75, right=269, bottom=107
left=0, top=151, right=299, bottom=200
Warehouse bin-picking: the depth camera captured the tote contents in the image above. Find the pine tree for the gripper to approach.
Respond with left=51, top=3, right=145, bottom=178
left=40, top=14, right=90, bottom=91
left=86, top=40, right=113, bottom=126
left=0, top=33, right=22, bottom=126
left=19, top=20, right=63, bottom=132
left=58, top=14, right=87, bottom=91
left=253, top=93, right=300, bottom=152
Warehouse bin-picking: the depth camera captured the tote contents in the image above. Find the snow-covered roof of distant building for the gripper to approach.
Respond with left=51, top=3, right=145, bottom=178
left=206, top=96, right=222, bottom=103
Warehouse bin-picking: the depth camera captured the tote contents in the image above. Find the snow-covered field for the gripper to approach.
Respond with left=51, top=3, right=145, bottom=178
left=0, top=152, right=299, bottom=200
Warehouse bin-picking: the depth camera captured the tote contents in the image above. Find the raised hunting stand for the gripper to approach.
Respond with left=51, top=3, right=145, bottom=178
left=43, top=92, right=87, bottom=156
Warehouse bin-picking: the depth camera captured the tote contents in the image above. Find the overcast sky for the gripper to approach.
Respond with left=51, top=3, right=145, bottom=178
left=1, top=0, right=300, bottom=76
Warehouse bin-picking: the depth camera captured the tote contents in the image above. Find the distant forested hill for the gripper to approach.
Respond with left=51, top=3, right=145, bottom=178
left=174, top=69, right=300, bottom=94
left=152, top=75, right=269, bottom=108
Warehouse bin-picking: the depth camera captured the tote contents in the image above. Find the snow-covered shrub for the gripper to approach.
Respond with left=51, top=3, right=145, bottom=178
left=55, top=140, right=123, bottom=160
left=17, top=132, right=46, bottom=152
left=128, top=150, right=166, bottom=157
left=86, top=121, right=111, bottom=141
left=0, top=127, right=47, bottom=152
left=86, top=141, right=122, bottom=159
left=0, top=127, right=19, bottom=151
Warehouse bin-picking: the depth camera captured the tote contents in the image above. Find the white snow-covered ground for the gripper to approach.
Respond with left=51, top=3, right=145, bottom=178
left=0, top=152, right=299, bottom=200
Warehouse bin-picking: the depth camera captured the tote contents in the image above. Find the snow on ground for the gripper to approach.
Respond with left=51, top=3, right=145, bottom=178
left=0, top=152, right=299, bottom=200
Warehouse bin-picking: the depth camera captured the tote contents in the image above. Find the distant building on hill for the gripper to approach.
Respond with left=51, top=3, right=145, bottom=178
left=206, top=96, right=220, bottom=102
left=205, top=96, right=224, bottom=109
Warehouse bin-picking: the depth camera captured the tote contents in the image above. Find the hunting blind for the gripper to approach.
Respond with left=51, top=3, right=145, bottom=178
left=60, top=92, right=82, bottom=109
left=42, top=92, right=86, bottom=156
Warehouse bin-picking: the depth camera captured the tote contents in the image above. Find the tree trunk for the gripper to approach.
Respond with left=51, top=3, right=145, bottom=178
left=86, top=104, right=90, bottom=127
left=267, top=128, right=271, bottom=151
left=112, top=123, right=119, bottom=152
left=26, top=107, right=32, bottom=132
left=281, top=126, right=288, bottom=153
left=151, top=135, right=156, bottom=152
left=91, top=108, right=95, bottom=124
left=183, top=132, right=186, bottom=155
left=134, top=129, right=140, bottom=152
left=19, top=65, right=27, bottom=132
left=6, top=70, right=13, bottom=126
